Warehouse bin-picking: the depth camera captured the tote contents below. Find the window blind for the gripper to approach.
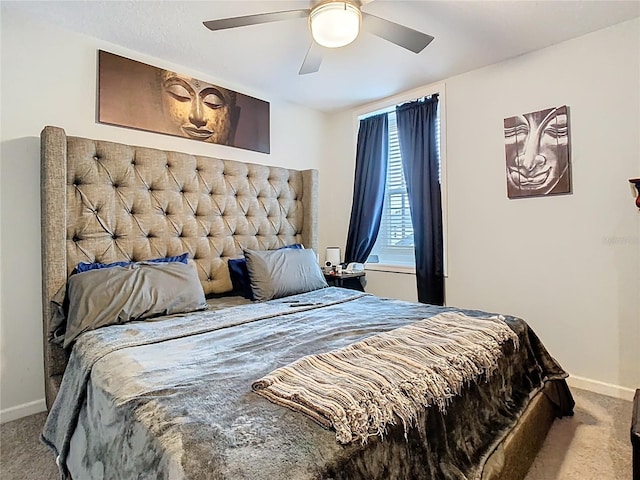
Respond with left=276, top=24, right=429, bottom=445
left=383, top=112, right=413, bottom=245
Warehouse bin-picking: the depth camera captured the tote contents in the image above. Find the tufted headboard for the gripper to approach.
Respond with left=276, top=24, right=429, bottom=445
left=40, top=125, right=318, bottom=409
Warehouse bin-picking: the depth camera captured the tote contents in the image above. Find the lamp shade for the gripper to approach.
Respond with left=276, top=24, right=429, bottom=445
left=309, top=2, right=361, bottom=48
left=325, top=247, right=341, bottom=266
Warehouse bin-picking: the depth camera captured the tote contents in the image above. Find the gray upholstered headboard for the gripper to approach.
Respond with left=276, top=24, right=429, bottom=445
left=40, top=125, right=318, bottom=409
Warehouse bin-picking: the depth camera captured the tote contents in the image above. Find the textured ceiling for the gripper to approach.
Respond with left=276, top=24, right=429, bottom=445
left=4, top=0, right=639, bottom=112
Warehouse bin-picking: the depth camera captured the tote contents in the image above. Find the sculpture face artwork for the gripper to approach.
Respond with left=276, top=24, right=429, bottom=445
left=98, top=51, right=270, bottom=153
left=504, top=105, right=571, bottom=198
left=161, top=71, right=238, bottom=145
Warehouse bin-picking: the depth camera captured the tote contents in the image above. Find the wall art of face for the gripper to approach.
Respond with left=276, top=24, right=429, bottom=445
left=161, top=71, right=238, bottom=145
left=504, top=105, right=570, bottom=198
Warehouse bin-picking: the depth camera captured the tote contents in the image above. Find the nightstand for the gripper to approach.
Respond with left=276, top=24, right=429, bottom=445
left=324, top=271, right=365, bottom=291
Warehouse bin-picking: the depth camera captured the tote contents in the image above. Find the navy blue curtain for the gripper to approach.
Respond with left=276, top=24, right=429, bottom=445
left=396, top=95, right=444, bottom=305
left=344, top=113, right=389, bottom=264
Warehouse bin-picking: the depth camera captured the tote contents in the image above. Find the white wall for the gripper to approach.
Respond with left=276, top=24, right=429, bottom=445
left=0, top=8, right=329, bottom=420
left=318, top=111, right=355, bottom=260
left=445, top=18, right=639, bottom=395
left=328, top=19, right=640, bottom=393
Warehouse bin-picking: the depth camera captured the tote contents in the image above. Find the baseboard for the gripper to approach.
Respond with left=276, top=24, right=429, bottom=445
left=567, top=375, right=636, bottom=401
left=0, top=398, right=47, bottom=424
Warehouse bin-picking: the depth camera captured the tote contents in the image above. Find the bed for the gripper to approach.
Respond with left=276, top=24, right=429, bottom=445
left=39, top=126, right=574, bottom=480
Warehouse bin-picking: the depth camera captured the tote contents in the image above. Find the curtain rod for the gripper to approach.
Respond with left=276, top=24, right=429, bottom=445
left=359, top=94, right=439, bottom=120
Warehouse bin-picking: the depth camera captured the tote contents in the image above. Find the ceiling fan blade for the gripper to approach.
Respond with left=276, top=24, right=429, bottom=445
left=204, top=9, right=309, bottom=31
left=299, top=42, right=323, bottom=75
left=361, top=12, right=434, bottom=53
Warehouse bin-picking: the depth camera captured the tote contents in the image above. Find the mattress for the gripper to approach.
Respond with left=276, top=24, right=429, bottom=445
left=42, top=287, right=574, bottom=480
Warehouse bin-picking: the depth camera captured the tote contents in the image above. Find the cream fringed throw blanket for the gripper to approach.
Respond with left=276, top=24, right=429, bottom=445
left=252, top=312, right=519, bottom=444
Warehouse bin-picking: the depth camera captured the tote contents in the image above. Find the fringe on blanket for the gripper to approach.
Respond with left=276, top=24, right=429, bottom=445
left=252, top=312, right=519, bottom=444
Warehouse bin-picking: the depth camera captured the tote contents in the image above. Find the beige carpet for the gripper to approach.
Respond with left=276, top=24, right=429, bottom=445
left=525, top=387, right=633, bottom=480
left=0, top=387, right=633, bottom=479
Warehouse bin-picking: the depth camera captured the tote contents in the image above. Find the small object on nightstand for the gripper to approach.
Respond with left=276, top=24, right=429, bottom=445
left=325, top=247, right=341, bottom=267
left=345, top=262, right=364, bottom=273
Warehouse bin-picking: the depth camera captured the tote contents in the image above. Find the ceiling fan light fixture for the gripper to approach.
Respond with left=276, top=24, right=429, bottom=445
left=310, top=1, right=361, bottom=49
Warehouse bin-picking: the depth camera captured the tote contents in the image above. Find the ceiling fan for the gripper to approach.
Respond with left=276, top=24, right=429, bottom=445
left=203, top=0, right=434, bottom=75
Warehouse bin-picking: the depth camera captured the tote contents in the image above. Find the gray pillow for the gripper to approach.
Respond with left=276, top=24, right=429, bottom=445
left=244, top=248, right=328, bottom=302
left=64, top=260, right=207, bottom=347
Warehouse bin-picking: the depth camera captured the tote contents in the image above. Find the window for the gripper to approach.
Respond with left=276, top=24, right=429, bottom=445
left=366, top=100, right=441, bottom=269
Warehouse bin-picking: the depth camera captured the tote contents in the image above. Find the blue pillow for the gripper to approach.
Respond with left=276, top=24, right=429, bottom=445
left=228, top=244, right=303, bottom=299
left=228, top=257, right=252, bottom=299
left=76, top=253, right=189, bottom=273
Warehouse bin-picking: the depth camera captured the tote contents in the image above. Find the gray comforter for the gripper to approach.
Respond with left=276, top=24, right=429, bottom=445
left=42, top=288, right=573, bottom=480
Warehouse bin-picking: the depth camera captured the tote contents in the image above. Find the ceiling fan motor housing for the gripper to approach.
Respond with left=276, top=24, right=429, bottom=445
left=309, top=1, right=362, bottom=48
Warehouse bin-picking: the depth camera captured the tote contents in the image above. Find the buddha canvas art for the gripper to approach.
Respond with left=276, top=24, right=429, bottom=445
left=98, top=51, right=270, bottom=154
left=504, top=105, right=571, bottom=198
